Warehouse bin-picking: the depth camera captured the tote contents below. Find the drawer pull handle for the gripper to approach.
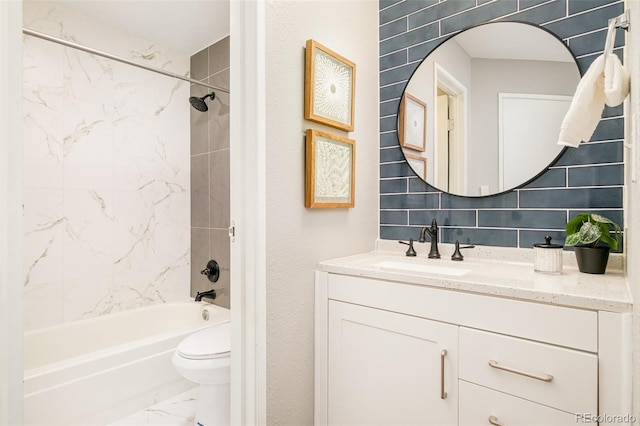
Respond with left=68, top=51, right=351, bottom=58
left=488, top=360, right=553, bottom=382
left=488, top=415, right=505, bottom=426
left=440, top=349, right=448, bottom=399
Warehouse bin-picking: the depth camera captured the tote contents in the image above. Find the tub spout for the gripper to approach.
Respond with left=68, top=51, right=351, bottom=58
left=195, top=289, right=217, bottom=302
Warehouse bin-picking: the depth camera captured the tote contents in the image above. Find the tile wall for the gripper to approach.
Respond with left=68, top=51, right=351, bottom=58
left=379, top=0, right=625, bottom=250
left=190, top=37, right=231, bottom=309
left=22, top=2, right=191, bottom=330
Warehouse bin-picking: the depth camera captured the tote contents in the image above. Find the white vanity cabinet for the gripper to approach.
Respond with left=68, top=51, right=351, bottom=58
left=315, top=266, right=632, bottom=426
left=328, top=300, right=458, bottom=425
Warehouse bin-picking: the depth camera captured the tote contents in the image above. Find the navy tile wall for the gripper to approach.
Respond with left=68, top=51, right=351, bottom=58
left=379, top=0, right=625, bottom=249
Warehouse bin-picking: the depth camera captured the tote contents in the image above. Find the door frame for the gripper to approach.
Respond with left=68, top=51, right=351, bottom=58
left=230, top=1, right=267, bottom=425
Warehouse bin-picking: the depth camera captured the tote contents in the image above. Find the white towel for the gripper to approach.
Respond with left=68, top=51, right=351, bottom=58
left=558, top=21, right=630, bottom=148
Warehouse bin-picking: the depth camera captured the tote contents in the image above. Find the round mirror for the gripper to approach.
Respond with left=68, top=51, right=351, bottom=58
left=399, top=22, right=580, bottom=197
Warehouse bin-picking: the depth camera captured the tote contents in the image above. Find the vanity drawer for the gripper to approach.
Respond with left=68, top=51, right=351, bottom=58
left=459, top=327, right=597, bottom=414
left=459, top=380, right=576, bottom=426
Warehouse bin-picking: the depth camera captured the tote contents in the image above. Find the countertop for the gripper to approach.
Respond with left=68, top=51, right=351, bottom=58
left=317, top=240, right=632, bottom=313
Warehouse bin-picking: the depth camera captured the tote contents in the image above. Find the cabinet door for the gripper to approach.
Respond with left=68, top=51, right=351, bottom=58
left=328, top=300, right=458, bottom=426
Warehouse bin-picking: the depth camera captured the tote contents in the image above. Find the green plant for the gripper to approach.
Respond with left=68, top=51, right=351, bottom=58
left=565, top=213, right=621, bottom=250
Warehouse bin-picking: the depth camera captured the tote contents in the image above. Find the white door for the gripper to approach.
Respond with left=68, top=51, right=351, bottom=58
left=499, top=93, right=571, bottom=191
left=328, top=300, right=458, bottom=426
left=436, top=92, right=450, bottom=191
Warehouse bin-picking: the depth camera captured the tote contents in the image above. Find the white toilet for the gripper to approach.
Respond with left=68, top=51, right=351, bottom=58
left=172, top=321, right=231, bottom=426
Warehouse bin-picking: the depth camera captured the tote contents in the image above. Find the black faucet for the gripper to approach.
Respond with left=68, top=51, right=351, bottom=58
left=195, top=289, right=217, bottom=302
left=420, top=219, right=440, bottom=259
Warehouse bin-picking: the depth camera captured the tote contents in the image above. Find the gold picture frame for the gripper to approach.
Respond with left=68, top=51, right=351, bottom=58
left=399, top=92, right=427, bottom=151
left=404, top=152, right=427, bottom=180
left=305, top=129, right=355, bottom=208
left=304, top=40, right=356, bottom=132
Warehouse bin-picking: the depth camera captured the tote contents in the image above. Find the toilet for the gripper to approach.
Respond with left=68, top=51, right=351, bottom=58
left=172, top=321, right=231, bottom=426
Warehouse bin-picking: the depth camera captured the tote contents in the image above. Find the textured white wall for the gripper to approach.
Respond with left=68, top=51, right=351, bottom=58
left=22, top=2, right=191, bottom=330
left=625, top=0, right=639, bottom=418
left=264, top=1, right=379, bottom=423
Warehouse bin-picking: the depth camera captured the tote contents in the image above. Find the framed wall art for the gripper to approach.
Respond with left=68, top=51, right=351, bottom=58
left=399, top=92, right=427, bottom=151
left=304, top=40, right=356, bottom=132
left=305, top=129, right=355, bottom=208
left=404, top=152, right=427, bottom=181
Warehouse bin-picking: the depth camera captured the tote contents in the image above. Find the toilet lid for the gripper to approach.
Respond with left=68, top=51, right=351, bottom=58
left=177, top=321, right=231, bottom=360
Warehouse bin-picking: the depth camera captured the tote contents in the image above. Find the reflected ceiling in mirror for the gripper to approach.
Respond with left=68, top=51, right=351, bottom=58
left=399, top=22, right=580, bottom=197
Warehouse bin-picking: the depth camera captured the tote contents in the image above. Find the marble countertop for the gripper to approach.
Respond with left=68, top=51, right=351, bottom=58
left=317, top=240, right=632, bottom=313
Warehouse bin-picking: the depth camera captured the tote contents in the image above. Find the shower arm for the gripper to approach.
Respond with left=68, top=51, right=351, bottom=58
left=22, top=28, right=230, bottom=94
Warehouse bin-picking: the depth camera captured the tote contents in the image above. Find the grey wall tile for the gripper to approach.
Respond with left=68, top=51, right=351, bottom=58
left=380, top=162, right=413, bottom=178
left=568, top=164, right=624, bottom=187
left=210, top=228, right=230, bottom=309
left=380, top=0, right=437, bottom=25
left=210, top=150, right=230, bottom=229
left=209, top=36, right=230, bottom=76
left=408, top=177, right=438, bottom=193
left=191, top=86, right=209, bottom=156
left=478, top=210, right=567, bottom=229
left=569, top=0, right=619, bottom=15
left=191, top=155, right=209, bottom=228
left=381, top=116, right=397, bottom=132
left=381, top=210, right=408, bottom=225
left=409, top=210, right=476, bottom=227
left=408, top=37, right=446, bottom=62
left=441, top=228, right=518, bottom=247
left=380, top=23, right=439, bottom=56
left=380, top=0, right=404, bottom=10
left=209, top=90, right=230, bottom=152
left=380, top=18, right=408, bottom=40
left=568, top=209, right=623, bottom=226
left=441, top=192, right=518, bottom=209
left=555, top=141, right=623, bottom=166
left=381, top=99, right=400, bottom=117
left=380, top=178, right=408, bottom=194
left=381, top=82, right=406, bottom=102
left=505, top=0, right=566, bottom=24
left=381, top=63, right=419, bottom=86
left=591, top=118, right=624, bottom=141
left=381, top=132, right=400, bottom=148
left=519, top=187, right=623, bottom=208
left=520, top=0, right=553, bottom=8
left=190, top=228, right=210, bottom=297
left=522, top=168, right=566, bottom=189
left=381, top=146, right=405, bottom=163
left=409, top=0, right=475, bottom=28
left=568, top=28, right=624, bottom=57
left=191, top=47, right=208, bottom=81
left=380, top=225, right=423, bottom=241
left=381, top=193, right=440, bottom=209
left=380, top=50, right=407, bottom=71
left=441, top=1, right=517, bottom=35
left=544, top=3, right=623, bottom=39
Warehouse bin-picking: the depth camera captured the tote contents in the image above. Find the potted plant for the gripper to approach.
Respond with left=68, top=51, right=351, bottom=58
left=565, top=213, right=621, bottom=274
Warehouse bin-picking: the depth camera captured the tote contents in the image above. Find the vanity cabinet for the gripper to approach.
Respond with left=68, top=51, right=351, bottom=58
left=328, top=300, right=457, bottom=425
left=315, top=270, right=632, bottom=426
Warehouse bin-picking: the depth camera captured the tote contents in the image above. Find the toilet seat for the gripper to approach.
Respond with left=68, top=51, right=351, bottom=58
left=177, top=321, right=231, bottom=360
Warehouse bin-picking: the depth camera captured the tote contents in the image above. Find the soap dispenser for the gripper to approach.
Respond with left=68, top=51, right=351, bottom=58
left=533, top=236, right=563, bottom=274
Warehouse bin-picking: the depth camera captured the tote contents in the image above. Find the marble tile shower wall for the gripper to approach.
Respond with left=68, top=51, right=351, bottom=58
left=22, top=2, right=190, bottom=330
left=379, top=0, right=625, bottom=250
left=190, top=37, right=231, bottom=309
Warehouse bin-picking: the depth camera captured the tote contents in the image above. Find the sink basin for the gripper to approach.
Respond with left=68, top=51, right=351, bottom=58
left=373, top=260, right=471, bottom=276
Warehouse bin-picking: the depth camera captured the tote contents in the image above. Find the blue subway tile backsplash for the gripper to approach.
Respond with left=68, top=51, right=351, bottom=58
left=378, top=0, right=625, bottom=250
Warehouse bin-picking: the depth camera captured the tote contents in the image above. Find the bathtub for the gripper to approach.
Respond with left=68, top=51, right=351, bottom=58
left=24, top=301, right=230, bottom=425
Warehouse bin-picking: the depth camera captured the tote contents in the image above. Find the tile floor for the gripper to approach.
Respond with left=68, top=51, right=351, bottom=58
left=110, top=387, right=199, bottom=426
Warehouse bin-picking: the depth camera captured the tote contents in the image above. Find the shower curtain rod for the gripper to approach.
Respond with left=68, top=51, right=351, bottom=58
left=22, top=28, right=230, bottom=94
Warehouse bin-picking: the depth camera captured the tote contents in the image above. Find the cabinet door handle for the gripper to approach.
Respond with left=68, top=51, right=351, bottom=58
left=488, top=360, right=553, bottom=382
left=440, top=349, right=448, bottom=399
left=488, top=415, right=505, bottom=426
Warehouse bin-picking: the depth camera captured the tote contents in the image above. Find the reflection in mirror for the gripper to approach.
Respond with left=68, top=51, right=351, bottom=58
left=399, top=22, right=580, bottom=197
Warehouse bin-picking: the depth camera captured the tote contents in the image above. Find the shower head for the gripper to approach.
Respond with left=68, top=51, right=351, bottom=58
left=189, top=92, right=216, bottom=112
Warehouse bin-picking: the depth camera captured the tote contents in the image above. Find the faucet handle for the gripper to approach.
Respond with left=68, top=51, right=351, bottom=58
left=399, top=238, right=417, bottom=257
left=200, top=259, right=220, bottom=283
left=451, top=240, right=475, bottom=261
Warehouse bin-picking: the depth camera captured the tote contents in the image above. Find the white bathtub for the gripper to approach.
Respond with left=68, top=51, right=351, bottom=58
left=24, top=301, right=230, bottom=425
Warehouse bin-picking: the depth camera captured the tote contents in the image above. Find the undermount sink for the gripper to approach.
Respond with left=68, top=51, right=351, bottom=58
left=373, top=260, right=471, bottom=276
